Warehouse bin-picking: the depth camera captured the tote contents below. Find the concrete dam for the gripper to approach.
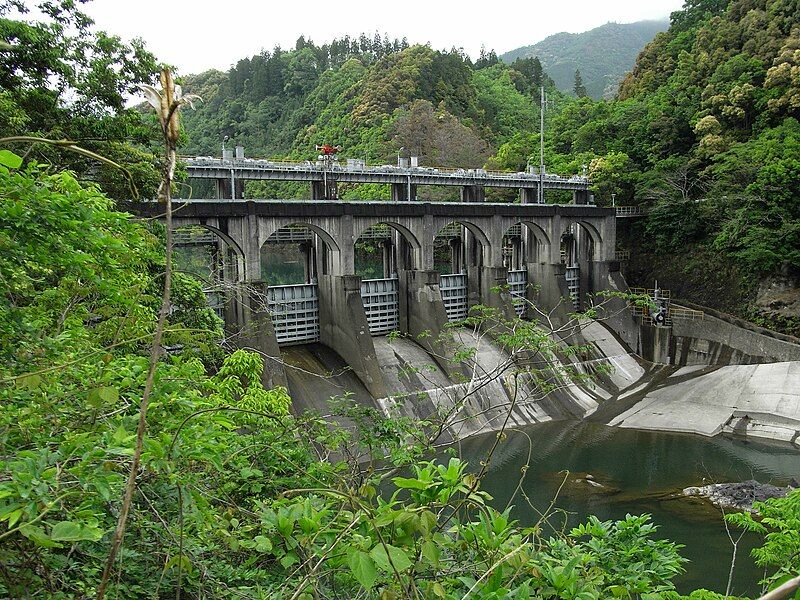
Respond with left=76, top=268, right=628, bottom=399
left=128, top=196, right=800, bottom=447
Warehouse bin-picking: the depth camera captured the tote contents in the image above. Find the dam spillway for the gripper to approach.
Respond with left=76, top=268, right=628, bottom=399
left=155, top=197, right=800, bottom=447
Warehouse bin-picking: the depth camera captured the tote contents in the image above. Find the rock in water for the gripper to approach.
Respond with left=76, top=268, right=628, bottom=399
left=683, top=480, right=789, bottom=511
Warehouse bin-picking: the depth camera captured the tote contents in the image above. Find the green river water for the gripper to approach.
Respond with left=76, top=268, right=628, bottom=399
left=455, top=421, right=799, bottom=597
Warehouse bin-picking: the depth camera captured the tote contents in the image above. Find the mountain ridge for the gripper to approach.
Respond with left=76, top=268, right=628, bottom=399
left=499, top=19, right=669, bottom=98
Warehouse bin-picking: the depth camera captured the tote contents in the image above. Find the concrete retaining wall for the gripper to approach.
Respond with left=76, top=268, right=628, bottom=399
left=671, top=304, right=800, bottom=365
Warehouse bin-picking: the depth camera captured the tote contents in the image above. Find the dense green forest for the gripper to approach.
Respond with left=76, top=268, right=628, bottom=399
left=1, top=0, right=799, bottom=598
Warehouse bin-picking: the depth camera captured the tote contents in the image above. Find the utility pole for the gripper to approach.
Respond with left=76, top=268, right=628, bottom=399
left=539, top=86, right=546, bottom=204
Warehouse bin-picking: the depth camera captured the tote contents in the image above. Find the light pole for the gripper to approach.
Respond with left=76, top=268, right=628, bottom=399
left=539, top=87, right=546, bottom=204
left=397, top=146, right=404, bottom=168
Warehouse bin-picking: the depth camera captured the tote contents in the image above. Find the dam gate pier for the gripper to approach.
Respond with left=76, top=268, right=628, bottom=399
left=127, top=199, right=617, bottom=394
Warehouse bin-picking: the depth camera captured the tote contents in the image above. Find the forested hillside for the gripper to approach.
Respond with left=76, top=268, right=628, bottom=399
left=541, top=0, right=800, bottom=331
left=499, top=20, right=669, bottom=99
left=180, top=38, right=555, bottom=170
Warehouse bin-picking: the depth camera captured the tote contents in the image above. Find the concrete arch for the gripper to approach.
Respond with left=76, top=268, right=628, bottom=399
left=437, top=219, right=491, bottom=250
left=353, top=220, right=423, bottom=272
left=430, top=219, right=491, bottom=273
left=193, top=224, right=246, bottom=261
left=262, top=220, right=340, bottom=253
left=353, top=220, right=422, bottom=250
left=261, top=220, right=342, bottom=276
left=517, top=220, right=551, bottom=247
left=172, top=222, right=246, bottom=283
left=561, top=219, right=602, bottom=261
left=500, top=219, right=553, bottom=268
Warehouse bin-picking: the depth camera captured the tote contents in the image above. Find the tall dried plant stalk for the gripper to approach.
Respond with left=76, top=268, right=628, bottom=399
left=97, top=68, right=198, bottom=600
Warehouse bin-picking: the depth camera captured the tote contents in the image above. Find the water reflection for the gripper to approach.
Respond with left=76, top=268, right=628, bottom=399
left=454, top=421, right=799, bottom=596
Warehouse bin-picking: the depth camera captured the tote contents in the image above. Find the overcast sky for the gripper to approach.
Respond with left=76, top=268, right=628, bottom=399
left=81, top=0, right=684, bottom=75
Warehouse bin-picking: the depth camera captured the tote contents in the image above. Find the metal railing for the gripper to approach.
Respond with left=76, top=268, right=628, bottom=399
left=360, top=277, right=400, bottom=335
left=614, top=249, right=631, bottom=261
left=266, top=283, right=320, bottom=345
left=173, top=229, right=217, bottom=245
left=436, top=222, right=463, bottom=239
left=507, top=269, right=527, bottom=318
left=184, top=156, right=590, bottom=184
left=628, top=288, right=704, bottom=326
left=440, top=273, right=469, bottom=322
left=565, top=266, right=580, bottom=310
left=358, top=224, right=393, bottom=240
left=505, top=224, right=522, bottom=237
left=615, top=206, right=648, bottom=217
left=266, top=227, right=314, bottom=243
left=669, top=306, right=705, bottom=322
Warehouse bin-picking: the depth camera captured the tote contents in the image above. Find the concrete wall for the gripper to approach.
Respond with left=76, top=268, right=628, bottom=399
left=671, top=307, right=800, bottom=365
left=235, top=282, right=288, bottom=389
left=317, top=274, right=388, bottom=398
left=398, top=269, right=471, bottom=380
left=595, top=272, right=800, bottom=365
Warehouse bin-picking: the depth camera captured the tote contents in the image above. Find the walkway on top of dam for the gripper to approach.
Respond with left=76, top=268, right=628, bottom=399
left=127, top=199, right=616, bottom=278
left=185, top=157, right=590, bottom=191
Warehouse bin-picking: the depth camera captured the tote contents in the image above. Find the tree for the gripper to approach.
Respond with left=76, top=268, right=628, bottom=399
left=391, top=99, right=491, bottom=167
left=475, top=45, right=500, bottom=69
left=574, top=68, right=588, bottom=98
left=0, top=1, right=161, bottom=198
left=510, top=56, right=544, bottom=95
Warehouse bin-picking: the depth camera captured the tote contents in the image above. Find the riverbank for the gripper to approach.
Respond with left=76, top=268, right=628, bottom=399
left=456, top=420, right=800, bottom=596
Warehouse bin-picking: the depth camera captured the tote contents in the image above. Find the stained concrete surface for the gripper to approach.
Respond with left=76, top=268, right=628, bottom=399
left=609, top=361, right=800, bottom=445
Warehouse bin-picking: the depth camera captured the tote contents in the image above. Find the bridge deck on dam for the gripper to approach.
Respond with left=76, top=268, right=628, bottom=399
left=124, top=198, right=617, bottom=303
left=185, top=158, right=590, bottom=191
left=132, top=199, right=611, bottom=219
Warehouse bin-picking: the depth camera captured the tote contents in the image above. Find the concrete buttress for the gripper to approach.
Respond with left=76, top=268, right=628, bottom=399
left=237, top=281, right=289, bottom=389
left=317, top=274, right=388, bottom=398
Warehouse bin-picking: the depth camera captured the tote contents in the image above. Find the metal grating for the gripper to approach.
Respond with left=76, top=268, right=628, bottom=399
left=505, top=224, right=522, bottom=237
left=614, top=249, right=631, bottom=261
left=359, top=225, right=393, bottom=240
left=267, top=227, right=314, bottom=243
left=440, top=273, right=469, bottom=322
left=436, top=222, right=462, bottom=239
left=507, top=269, right=527, bottom=317
left=565, top=266, right=580, bottom=310
left=267, top=284, right=320, bottom=345
left=360, top=277, right=400, bottom=335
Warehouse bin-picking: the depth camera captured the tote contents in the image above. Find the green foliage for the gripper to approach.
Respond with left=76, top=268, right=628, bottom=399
left=725, top=488, right=800, bottom=589
left=664, top=590, right=749, bottom=600
left=568, top=514, right=686, bottom=595
left=0, top=164, right=702, bottom=596
left=0, top=1, right=163, bottom=198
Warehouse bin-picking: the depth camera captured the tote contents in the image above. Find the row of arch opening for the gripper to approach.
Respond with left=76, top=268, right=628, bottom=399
left=173, top=220, right=601, bottom=286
